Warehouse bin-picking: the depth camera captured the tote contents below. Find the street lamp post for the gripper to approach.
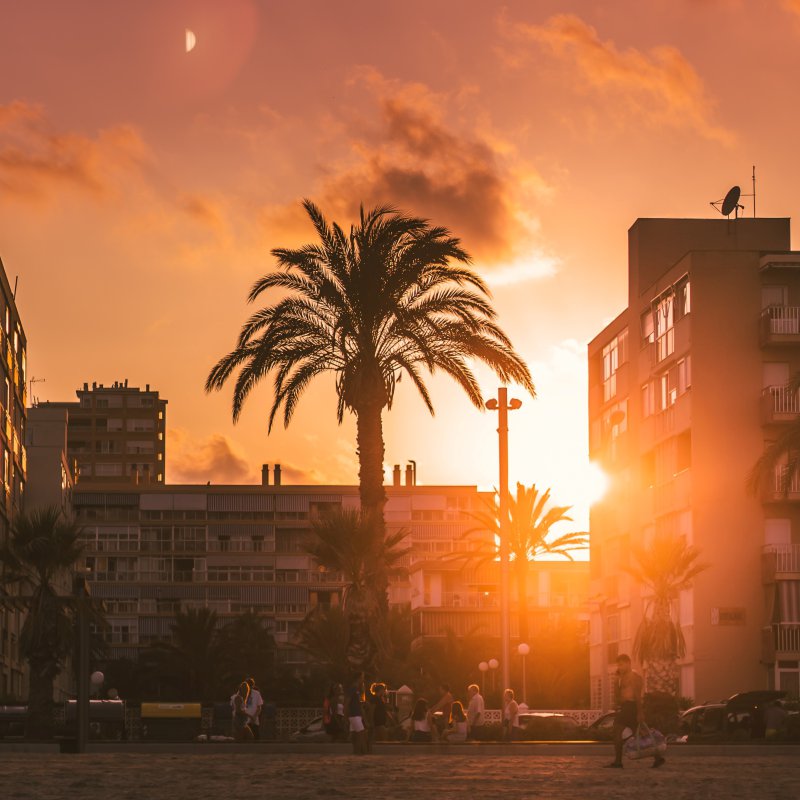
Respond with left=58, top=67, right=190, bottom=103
left=488, top=658, right=499, bottom=696
left=478, top=661, right=489, bottom=696
left=486, top=387, right=522, bottom=695
left=517, top=642, right=530, bottom=706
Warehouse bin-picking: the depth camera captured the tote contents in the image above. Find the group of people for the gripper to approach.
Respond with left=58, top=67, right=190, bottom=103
left=323, top=677, right=398, bottom=752
left=408, top=684, right=522, bottom=743
left=230, top=677, right=264, bottom=742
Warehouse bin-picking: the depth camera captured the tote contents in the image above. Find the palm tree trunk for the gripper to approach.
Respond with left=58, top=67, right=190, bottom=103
left=25, top=658, right=55, bottom=739
left=355, top=398, right=387, bottom=520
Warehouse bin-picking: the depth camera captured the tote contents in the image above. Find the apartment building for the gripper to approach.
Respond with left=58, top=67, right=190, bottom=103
left=0, top=256, right=28, bottom=700
left=42, top=381, right=167, bottom=485
left=73, top=473, right=490, bottom=667
left=409, top=555, right=589, bottom=646
left=588, top=217, right=800, bottom=708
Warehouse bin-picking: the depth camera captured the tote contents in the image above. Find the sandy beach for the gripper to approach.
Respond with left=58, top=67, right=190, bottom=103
left=3, top=752, right=798, bottom=800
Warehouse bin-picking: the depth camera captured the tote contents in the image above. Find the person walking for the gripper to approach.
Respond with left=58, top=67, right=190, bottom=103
left=501, top=688, right=520, bottom=741
left=347, top=674, right=368, bottom=754
left=368, top=682, right=390, bottom=742
left=246, top=677, right=263, bottom=740
left=231, top=681, right=254, bottom=742
left=605, top=653, right=664, bottom=769
left=466, top=683, right=485, bottom=740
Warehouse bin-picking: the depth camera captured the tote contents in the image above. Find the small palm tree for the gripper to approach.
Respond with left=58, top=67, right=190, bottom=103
left=206, top=201, right=534, bottom=600
left=0, top=507, right=84, bottom=738
left=296, top=604, right=351, bottom=686
left=304, top=508, right=409, bottom=674
left=625, top=533, right=708, bottom=695
left=148, top=607, right=222, bottom=701
left=466, top=484, right=588, bottom=644
left=749, top=372, right=800, bottom=494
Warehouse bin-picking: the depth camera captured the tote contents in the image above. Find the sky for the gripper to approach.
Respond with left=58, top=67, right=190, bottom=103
left=3, top=0, right=800, bottom=532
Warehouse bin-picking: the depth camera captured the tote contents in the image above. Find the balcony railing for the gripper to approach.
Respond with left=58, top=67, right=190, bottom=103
left=761, top=306, right=800, bottom=344
left=441, top=591, right=498, bottom=608
left=763, top=385, right=800, bottom=418
left=763, top=544, right=800, bottom=574
left=772, top=466, right=800, bottom=495
left=774, top=624, right=800, bottom=653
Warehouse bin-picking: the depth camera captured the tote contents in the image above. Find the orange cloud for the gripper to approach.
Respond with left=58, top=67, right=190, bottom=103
left=784, top=0, right=800, bottom=17
left=261, top=69, right=549, bottom=264
left=0, top=101, right=149, bottom=203
left=500, top=13, right=734, bottom=146
left=168, top=429, right=253, bottom=484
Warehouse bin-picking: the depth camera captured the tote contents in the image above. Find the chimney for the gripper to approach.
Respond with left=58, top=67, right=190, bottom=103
left=392, top=465, right=401, bottom=487
left=261, top=464, right=270, bottom=486
left=146, top=383, right=150, bottom=392
left=83, top=382, right=88, bottom=391
left=405, top=464, right=413, bottom=487
left=274, top=464, right=282, bottom=486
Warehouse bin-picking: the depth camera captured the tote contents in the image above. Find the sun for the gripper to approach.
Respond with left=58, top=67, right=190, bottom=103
left=573, top=461, right=609, bottom=508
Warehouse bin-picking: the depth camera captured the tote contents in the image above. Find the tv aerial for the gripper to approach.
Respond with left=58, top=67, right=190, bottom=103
left=710, top=167, right=757, bottom=219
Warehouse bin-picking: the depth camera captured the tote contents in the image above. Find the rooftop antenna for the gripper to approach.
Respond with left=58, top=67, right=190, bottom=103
left=29, top=376, right=45, bottom=405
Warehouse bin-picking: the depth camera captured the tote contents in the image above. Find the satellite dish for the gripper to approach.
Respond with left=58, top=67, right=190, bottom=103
left=721, top=186, right=741, bottom=217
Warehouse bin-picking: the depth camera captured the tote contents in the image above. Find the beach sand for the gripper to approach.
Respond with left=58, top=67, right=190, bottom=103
left=3, top=752, right=797, bottom=800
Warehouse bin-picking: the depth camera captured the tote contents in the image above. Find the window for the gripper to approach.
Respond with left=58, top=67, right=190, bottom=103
left=642, top=382, right=655, bottom=418
left=656, top=357, right=691, bottom=412
left=602, top=330, right=628, bottom=402
left=675, top=276, right=691, bottom=320
left=95, top=463, right=123, bottom=476
left=762, top=285, right=788, bottom=310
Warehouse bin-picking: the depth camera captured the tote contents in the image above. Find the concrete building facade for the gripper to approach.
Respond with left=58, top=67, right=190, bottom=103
left=588, top=217, right=800, bottom=708
left=43, top=382, right=167, bottom=486
left=72, top=476, right=492, bottom=667
left=0, top=256, right=28, bottom=700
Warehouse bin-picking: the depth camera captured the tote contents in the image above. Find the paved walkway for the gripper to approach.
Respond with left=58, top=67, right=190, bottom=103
left=4, top=752, right=798, bottom=800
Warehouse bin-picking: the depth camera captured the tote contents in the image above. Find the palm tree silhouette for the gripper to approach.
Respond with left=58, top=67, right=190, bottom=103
left=749, top=372, right=800, bottom=495
left=304, top=508, right=409, bottom=673
left=625, top=533, right=708, bottom=696
left=206, top=200, right=534, bottom=544
left=0, top=507, right=85, bottom=738
left=466, top=483, right=588, bottom=644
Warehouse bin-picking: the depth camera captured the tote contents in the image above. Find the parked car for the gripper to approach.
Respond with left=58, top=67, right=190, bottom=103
left=517, top=712, right=581, bottom=740
left=585, top=711, right=618, bottom=741
left=680, top=690, right=787, bottom=741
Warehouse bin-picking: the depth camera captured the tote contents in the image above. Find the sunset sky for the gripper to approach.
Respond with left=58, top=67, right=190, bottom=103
left=3, top=1, right=800, bottom=529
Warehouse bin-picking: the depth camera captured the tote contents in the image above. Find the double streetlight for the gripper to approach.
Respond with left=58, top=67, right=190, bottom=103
left=486, top=387, right=522, bottom=695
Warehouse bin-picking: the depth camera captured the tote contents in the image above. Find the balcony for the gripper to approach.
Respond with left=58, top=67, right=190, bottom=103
left=770, top=624, right=800, bottom=655
left=760, top=306, right=800, bottom=346
left=762, top=385, right=800, bottom=424
left=763, top=466, right=800, bottom=502
left=762, top=544, right=800, bottom=581
left=440, top=591, right=498, bottom=608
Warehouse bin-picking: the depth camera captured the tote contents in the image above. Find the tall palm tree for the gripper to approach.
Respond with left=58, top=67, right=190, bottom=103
left=749, top=371, right=800, bottom=494
left=467, top=483, right=589, bottom=644
left=304, top=508, right=409, bottom=674
left=625, top=533, right=708, bottom=696
left=0, top=506, right=84, bottom=738
left=206, top=200, right=534, bottom=543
